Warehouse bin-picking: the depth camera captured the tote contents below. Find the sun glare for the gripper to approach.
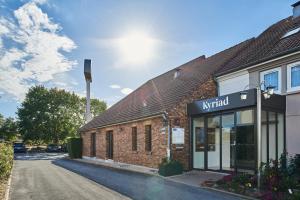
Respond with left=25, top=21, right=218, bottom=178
left=117, top=31, right=157, bottom=65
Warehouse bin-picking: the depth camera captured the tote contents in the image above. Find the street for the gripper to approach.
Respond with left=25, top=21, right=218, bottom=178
left=9, top=153, right=241, bottom=200
left=9, top=153, right=130, bottom=200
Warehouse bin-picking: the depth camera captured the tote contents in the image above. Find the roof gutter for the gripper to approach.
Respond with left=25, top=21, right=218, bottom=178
left=80, top=112, right=164, bottom=133
left=215, top=48, right=300, bottom=79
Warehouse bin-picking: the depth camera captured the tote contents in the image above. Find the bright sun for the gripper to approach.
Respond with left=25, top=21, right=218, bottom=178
left=117, top=31, right=157, bottom=65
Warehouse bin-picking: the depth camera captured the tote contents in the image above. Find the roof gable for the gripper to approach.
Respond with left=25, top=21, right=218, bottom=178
left=80, top=39, right=252, bottom=131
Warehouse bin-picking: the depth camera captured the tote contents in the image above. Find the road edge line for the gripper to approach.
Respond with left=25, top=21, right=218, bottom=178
left=4, top=161, right=13, bottom=200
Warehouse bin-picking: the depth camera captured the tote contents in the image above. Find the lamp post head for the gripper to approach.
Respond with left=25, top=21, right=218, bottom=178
left=84, top=59, right=92, bottom=82
left=266, top=85, right=275, bottom=95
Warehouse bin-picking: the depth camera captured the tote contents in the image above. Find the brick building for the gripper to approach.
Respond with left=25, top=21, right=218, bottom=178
left=79, top=40, right=250, bottom=170
left=80, top=3, right=300, bottom=172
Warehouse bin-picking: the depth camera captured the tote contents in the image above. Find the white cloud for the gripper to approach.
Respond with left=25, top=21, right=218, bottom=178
left=0, top=0, right=77, bottom=101
left=109, top=84, right=121, bottom=89
left=121, top=88, right=133, bottom=95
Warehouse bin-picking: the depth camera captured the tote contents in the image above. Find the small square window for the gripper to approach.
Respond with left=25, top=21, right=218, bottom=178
left=287, top=61, right=300, bottom=92
left=260, top=67, right=281, bottom=93
left=291, top=66, right=300, bottom=87
left=264, top=71, right=278, bottom=90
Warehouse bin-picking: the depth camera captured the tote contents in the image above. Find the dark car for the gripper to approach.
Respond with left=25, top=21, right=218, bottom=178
left=46, top=144, right=61, bottom=152
left=13, top=142, right=27, bottom=153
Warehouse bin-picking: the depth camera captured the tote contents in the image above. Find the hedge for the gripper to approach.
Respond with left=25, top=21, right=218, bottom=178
left=158, top=158, right=183, bottom=177
left=67, top=138, right=82, bottom=159
left=0, top=143, right=13, bottom=179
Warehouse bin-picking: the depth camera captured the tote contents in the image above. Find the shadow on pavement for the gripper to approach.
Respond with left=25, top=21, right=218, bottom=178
left=14, top=152, right=67, bottom=160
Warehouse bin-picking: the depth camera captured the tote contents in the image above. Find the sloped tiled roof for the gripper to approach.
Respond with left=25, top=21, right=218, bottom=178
left=80, top=39, right=252, bottom=132
left=216, top=16, right=300, bottom=76
left=81, top=15, right=300, bottom=132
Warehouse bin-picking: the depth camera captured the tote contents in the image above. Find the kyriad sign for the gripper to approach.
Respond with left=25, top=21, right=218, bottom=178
left=202, top=96, right=229, bottom=111
left=187, top=89, right=257, bottom=115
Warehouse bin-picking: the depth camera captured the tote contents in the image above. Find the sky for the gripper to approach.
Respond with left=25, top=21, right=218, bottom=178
left=0, top=0, right=295, bottom=118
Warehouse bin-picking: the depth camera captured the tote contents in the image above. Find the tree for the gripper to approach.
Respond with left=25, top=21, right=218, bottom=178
left=0, top=117, right=18, bottom=141
left=17, top=86, right=107, bottom=144
left=0, top=114, right=4, bottom=127
left=80, top=98, right=107, bottom=118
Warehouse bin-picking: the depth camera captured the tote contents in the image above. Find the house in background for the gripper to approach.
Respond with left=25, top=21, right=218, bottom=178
left=80, top=2, right=300, bottom=173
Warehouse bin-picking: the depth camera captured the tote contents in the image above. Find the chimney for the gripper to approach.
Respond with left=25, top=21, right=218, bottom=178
left=84, top=59, right=92, bottom=123
left=292, top=1, right=300, bottom=18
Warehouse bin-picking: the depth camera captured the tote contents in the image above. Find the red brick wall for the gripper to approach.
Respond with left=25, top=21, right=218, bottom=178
left=168, top=78, right=217, bottom=170
left=81, top=77, right=217, bottom=170
left=81, top=117, right=168, bottom=168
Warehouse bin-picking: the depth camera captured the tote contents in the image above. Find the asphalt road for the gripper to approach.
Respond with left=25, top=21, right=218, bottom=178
left=9, top=153, right=130, bottom=200
left=54, top=159, right=241, bottom=200
left=10, top=153, right=241, bottom=200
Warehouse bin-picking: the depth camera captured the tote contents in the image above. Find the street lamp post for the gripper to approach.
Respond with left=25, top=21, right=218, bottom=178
left=256, top=86, right=262, bottom=189
left=240, top=82, right=275, bottom=190
left=84, top=59, right=92, bottom=123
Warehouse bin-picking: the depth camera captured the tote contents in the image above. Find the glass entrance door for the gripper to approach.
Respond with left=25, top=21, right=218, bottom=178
left=192, top=109, right=256, bottom=171
left=207, top=116, right=221, bottom=170
left=235, top=110, right=255, bottom=170
left=221, top=114, right=235, bottom=171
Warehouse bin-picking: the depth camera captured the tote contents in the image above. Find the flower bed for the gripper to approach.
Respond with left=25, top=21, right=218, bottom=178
left=211, top=154, right=300, bottom=200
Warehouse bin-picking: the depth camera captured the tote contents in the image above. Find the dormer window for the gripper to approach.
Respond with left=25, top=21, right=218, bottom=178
left=282, top=27, right=300, bottom=39
left=174, top=68, right=181, bottom=79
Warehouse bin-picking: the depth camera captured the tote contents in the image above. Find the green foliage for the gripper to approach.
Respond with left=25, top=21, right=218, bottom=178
left=158, top=158, right=183, bottom=176
left=67, top=138, right=82, bottom=159
left=17, top=86, right=107, bottom=144
left=0, top=143, right=13, bottom=179
left=0, top=117, right=18, bottom=141
left=82, top=98, right=107, bottom=118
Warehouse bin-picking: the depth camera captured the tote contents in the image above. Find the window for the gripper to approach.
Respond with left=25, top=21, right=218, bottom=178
left=287, top=61, right=300, bottom=91
left=236, top=109, right=254, bottom=125
left=260, top=67, right=281, bottom=93
left=132, top=127, right=137, bottom=151
left=195, top=127, right=205, bottom=151
left=145, top=125, right=152, bottom=151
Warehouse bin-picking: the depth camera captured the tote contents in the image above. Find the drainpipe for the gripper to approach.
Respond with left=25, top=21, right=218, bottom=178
left=213, top=76, right=220, bottom=96
left=163, top=111, right=171, bottom=160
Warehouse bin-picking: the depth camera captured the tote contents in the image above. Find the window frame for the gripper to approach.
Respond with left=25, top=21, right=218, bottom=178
left=287, top=61, right=300, bottom=92
left=260, top=67, right=282, bottom=94
left=132, top=127, right=137, bottom=151
left=145, top=125, right=152, bottom=152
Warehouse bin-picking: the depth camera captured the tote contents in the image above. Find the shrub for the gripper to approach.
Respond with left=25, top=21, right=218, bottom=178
left=67, top=138, right=82, bottom=159
left=0, top=143, right=13, bottom=179
left=158, top=158, right=183, bottom=177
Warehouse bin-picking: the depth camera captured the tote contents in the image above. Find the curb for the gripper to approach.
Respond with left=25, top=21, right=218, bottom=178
left=65, top=158, right=257, bottom=200
left=69, top=158, right=159, bottom=177
left=4, top=162, right=13, bottom=200
left=162, top=175, right=258, bottom=200
left=202, top=186, right=259, bottom=200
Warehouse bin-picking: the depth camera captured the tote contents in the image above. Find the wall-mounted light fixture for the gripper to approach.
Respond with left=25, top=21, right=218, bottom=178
left=240, top=91, right=248, bottom=100
left=240, top=83, right=275, bottom=100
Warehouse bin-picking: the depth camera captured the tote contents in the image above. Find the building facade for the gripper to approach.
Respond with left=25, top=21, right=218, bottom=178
left=80, top=3, right=300, bottom=172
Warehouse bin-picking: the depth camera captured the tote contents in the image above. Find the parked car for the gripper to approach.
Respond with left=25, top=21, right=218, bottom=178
left=13, top=142, right=27, bottom=153
left=46, top=144, right=61, bottom=152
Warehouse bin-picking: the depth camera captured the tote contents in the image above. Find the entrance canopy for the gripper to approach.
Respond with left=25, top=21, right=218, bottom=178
left=187, top=89, right=285, bottom=116
left=187, top=89, right=286, bottom=172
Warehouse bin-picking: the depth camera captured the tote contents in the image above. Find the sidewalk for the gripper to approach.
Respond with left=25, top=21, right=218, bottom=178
left=76, top=156, right=158, bottom=175
left=166, top=170, right=228, bottom=187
